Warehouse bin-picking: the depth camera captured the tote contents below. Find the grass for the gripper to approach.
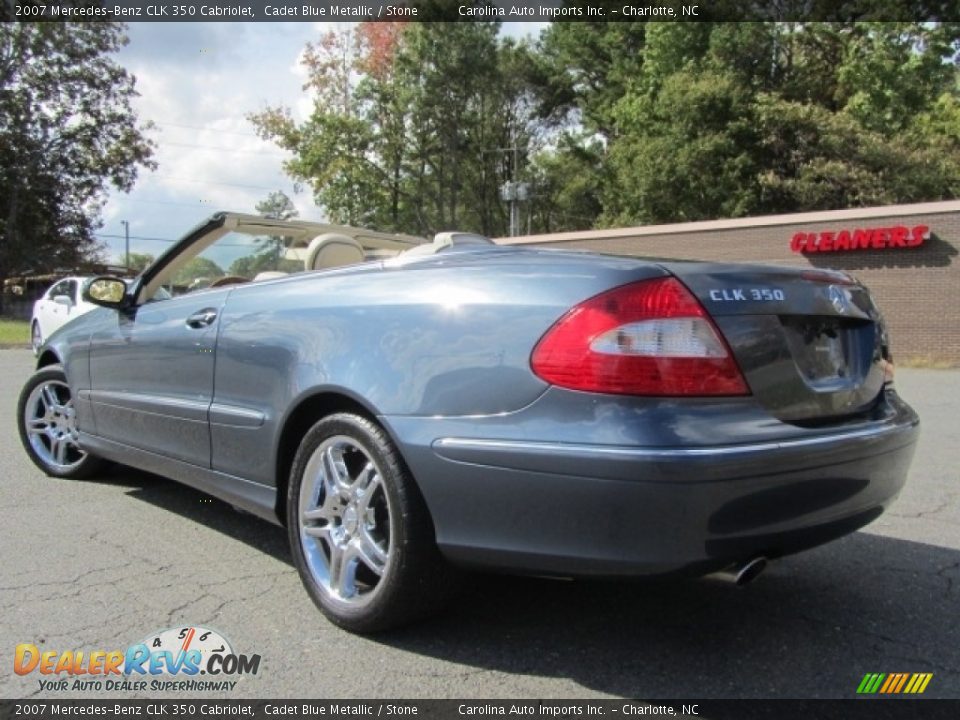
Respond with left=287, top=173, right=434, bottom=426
left=0, top=317, right=30, bottom=346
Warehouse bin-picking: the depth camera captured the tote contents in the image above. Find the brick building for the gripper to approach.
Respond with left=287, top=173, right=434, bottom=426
left=500, top=200, right=960, bottom=366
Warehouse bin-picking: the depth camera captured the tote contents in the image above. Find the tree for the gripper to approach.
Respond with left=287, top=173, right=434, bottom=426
left=532, top=22, right=648, bottom=139
left=396, top=22, right=506, bottom=234
left=597, top=22, right=960, bottom=224
left=0, top=21, right=155, bottom=311
left=253, top=22, right=960, bottom=235
left=126, top=253, right=155, bottom=273
left=227, top=190, right=302, bottom=276
left=251, top=22, right=534, bottom=237
left=172, top=257, right=224, bottom=287
left=253, top=25, right=384, bottom=227
left=752, top=95, right=960, bottom=212
left=527, top=134, right=605, bottom=233
left=604, top=68, right=761, bottom=224
left=255, top=190, right=298, bottom=221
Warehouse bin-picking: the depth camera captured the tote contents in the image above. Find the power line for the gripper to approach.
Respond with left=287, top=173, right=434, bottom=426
left=96, top=233, right=175, bottom=243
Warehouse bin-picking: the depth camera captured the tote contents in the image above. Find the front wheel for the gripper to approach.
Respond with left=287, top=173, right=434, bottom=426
left=287, top=412, right=456, bottom=632
left=17, top=365, right=107, bottom=479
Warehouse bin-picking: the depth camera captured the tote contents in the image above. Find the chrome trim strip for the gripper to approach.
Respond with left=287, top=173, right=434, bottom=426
left=434, top=420, right=918, bottom=461
left=87, top=390, right=209, bottom=422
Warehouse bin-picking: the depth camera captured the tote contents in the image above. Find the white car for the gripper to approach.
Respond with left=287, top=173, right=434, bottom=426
left=30, top=277, right=99, bottom=354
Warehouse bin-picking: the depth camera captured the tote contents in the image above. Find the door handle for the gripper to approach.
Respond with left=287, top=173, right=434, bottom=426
left=186, top=308, right=218, bottom=329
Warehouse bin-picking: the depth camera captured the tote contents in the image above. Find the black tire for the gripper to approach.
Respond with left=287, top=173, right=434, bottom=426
left=287, top=412, right=457, bottom=633
left=17, top=364, right=108, bottom=479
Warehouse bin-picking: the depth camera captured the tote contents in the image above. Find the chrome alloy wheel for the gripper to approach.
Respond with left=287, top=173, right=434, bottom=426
left=31, top=323, right=42, bottom=354
left=298, top=436, right=392, bottom=605
left=23, top=379, right=86, bottom=471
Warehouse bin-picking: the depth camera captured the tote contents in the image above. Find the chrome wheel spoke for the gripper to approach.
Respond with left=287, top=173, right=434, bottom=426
left=304, top=477, right=342, bottom=524
left=303, top=505, right=333, bottom=522
left=329, top=543, right=359, bottom=598
left=41, top=385, right=61, bottom=414
left=322, top=445, right=351, bottom=497
left=50, top=433, right=66, bottom=465
left=355, top=467, right=381, bottom=511
left=356, top=531, right=387, bottom=575
left=27, top=417, right=49, bottom=432
left=303, top=524, right=331, bottom=540
left=353, top=462, right=376, bottom=491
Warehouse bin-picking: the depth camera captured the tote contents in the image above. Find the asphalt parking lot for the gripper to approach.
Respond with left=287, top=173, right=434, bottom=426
left=0, top=348, right=957, bottom=700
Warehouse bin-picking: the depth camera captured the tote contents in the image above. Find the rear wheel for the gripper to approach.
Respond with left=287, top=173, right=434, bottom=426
left=30, top=322, right=42, bottom=355
left=287, top=412, right=455, bottom=632
left=17, top=365, right=107, bottom=479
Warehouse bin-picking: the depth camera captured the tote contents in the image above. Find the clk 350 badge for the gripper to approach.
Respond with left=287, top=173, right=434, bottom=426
left=709, top=288, right=786, bottom=301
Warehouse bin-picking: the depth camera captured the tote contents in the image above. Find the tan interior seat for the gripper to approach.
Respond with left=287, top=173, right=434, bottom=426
left=305, top=234, right=365, bottom=271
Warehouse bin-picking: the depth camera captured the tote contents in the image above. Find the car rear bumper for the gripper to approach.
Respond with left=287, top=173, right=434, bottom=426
left=384, top=387, right=919, bottom=577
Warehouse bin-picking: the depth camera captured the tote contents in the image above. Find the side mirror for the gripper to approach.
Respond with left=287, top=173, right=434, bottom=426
left=83, top=277, right=129, bottom=309
left=52, top=295, right=74, bottom=308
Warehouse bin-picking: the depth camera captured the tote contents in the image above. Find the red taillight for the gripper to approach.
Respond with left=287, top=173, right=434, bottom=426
left=530, top=277, right=750, bottom=396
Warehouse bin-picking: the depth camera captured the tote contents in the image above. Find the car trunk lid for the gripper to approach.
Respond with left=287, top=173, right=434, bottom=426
left=659, top=261, right=889, bottom=423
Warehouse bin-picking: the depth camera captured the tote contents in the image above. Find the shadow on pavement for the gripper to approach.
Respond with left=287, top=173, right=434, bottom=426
left=102, top=466, right=960, bottom=699
left=86, top=465, right=291, bottom=563
left=388, top=533, right=959, bottom=698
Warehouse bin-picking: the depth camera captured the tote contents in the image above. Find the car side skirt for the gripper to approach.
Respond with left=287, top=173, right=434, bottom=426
left=77, top=431, right=281, bottom=525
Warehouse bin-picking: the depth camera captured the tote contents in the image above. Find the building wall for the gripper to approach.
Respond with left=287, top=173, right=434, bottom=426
left=501, top=201, right=960, bottom=365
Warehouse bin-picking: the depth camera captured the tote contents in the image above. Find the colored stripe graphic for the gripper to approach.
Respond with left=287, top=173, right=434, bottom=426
left=893, top=674, right=909, bottom=693
left=911, top=673, right=933, bottom=694
left=857, top=673, right=885, bottom=693
left=858, top=673, right=933, bottom=694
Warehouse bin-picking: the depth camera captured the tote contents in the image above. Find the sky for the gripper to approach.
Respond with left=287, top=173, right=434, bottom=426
left=99, top=22, right=545, bottom=266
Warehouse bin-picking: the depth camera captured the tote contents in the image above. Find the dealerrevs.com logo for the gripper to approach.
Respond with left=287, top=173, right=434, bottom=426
left=14, top=626, right=261, bottom=692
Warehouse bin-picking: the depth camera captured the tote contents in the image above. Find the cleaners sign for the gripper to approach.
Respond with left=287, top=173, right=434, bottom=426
left=790, top=225, right=929, bottom=253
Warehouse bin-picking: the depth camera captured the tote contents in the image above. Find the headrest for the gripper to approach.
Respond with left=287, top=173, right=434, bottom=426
left=305, top=234, right=365, bottom=271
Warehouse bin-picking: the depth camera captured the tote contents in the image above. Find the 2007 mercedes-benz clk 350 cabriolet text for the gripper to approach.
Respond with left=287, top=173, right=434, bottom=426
left=18, top=212, right=919, bottom=631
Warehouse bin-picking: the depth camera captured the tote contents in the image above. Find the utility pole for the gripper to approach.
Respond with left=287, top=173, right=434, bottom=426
left=486, top=145, right=528, bottom=237
left=121, top=220, right=130, bottom=272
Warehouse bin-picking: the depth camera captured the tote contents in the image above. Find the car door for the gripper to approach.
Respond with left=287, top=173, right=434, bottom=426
left=86, top=288, right=231, bottom=467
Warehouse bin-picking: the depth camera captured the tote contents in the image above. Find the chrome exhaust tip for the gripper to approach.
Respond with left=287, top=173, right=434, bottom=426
left=710, top=556, right=768, bottom=586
